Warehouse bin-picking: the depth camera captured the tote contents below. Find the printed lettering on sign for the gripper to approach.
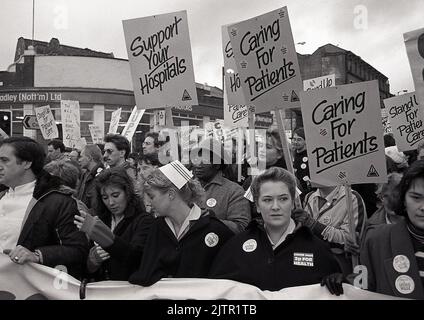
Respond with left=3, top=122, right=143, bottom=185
left=123, top=11, right=198, bottom=109
left=300, top=81, right=387, bottom=186
left=227, top=7, right=302, bottom=113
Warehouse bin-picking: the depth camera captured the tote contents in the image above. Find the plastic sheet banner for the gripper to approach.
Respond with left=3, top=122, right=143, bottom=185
left=0, top=254, right=402, bottom=300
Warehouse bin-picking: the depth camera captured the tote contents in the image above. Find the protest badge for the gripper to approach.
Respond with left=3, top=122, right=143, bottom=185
left=227, top=7, right=302, bottom=113
left=404, top=28, right=424, bottom=106
left=108, top=108, right=122, bottom=134
left=89, top=124, right=104, bottom=144
left=123, top=10, right=198, bottom=110
left=121, top=106, right=145, bottom=142
left=303, top=74, right=336, bottom=91
left=35, top=105, right=58, bottom=140
left=381, top=108, right=392, bottom=135
left=222, top=25, right=252, bottom=128
left=384, top=92, right=424, bottom=151
left=300, top=80, right=387, bottom=186
left=60, top=100, right=81, bottom=148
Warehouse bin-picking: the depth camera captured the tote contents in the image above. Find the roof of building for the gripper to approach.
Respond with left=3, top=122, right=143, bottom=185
left=14, top=37, right=114, bottom=62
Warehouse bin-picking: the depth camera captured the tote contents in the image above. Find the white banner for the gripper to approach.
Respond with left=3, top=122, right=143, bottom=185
left=0, top=254, right=401, bottom=300
left=121, top=106, right=145, bottom=142
left=108, top=108, right=122, bottom=134
left=383, top=92, right=424, bottom=151
left=123, top=10, right=198, bottom=109
left=60, top=100, right=81, bottom=148
left=300, top=80, right=387, bottom=186
left=227, top=7, right=302, bottom=113
left=34, top=105, right=59, bottom=140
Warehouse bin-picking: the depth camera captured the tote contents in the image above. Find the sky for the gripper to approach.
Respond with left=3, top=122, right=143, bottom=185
left=0, top=0, right=423, bottom=95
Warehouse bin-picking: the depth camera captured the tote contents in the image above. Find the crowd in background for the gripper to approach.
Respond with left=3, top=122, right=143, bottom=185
left=0, top=127, right=423, bottom=299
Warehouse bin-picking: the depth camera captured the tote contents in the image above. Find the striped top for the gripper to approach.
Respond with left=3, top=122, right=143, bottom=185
left=410, top=236, right=424, bottom=288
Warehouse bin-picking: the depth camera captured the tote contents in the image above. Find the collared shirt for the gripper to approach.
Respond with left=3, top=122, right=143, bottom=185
left=265, top=218, right=296, bottom=250
left=111, top=214, right=125, bottom=232
left=165, top=204, right=202, bottom=241
left=0, top=180, right=36, bottom=251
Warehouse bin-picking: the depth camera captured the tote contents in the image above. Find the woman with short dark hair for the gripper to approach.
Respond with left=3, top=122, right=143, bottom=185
left=360, top=160, right=424, bottom=299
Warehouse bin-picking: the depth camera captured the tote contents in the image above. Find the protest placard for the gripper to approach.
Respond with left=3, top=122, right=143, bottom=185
left=89, top=124, right=104, bottom=144
left=300, top=80, right=387, bottom=186
left=383, top=92, right=424, bottom=151
left=34, top=105, right=58, bottom=140
left=381, top=108, right=392, bottom=135
left=303, top=74, right=336, bottom=91
left=108, top=108, right=122, bottom=134
left=404, top=27, right=424, bottom=106
left=227, top=7, right=302, bottom=113
left=222, top=25, right=252, bottom=127
left=123, top=10, right=198, bottom=109
left=121, top=106, right=145, bottom=142
left=60, top=100, right=81, bottom=148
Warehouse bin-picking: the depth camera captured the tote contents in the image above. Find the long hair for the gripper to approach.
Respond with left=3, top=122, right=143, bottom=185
left=93, top=167, right=140, bottom=219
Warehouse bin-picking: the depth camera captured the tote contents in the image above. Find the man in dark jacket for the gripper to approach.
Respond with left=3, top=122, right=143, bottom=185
left=0, top=137, right=88, bottom=278
left=77, top=144, right=104, bottom=208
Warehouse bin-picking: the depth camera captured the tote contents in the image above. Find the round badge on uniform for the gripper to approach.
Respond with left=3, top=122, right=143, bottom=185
left=206, top=198, right=217, bottom=208
left=302, top=157, right=308, bottom=162
left=393, top=255, right=410, bottom=273
left=242, top=239, right=257, bottom=253
left=395, top=275, right=415, bottom=295
left=300, top=163, right=307, bottom=169
left=204, top=232, right=219, bottom=247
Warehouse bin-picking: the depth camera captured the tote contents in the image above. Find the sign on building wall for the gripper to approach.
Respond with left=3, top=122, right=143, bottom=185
left=123, top=10, right=198, bottom=109
left=60, top=100, right=82, bottom=148
left=300, top=80, right=387, bottom=186
left=227, top=7, right=302, bottom=113
left=35, top=105, right=58, bottom=140
left=383, top=92, right=424, bottom=151
left=404, top=27, right=424, bottom=106
left=121, top=106, right=145, bottom=142
left=303, top=74, right=336, bottom=91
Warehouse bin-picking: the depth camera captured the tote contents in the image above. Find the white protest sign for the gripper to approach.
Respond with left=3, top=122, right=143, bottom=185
left=404, top=27, right=424, bottom=106
left=89, top=124, right=104, bottom=144
left=300, top=80, right=387, bottom=186
left=222, top=25, right=251, bottom=128
left=381, top=108, right=392, bottom=134
left=123, top=10, right=198, bottom=109
left=34, top=105, right=58, bottom=140
left=60, top=100, right=81, bottom=148
left=108, top=108, right=122, bottom=134
left=154, top=109, right=166, bottom=126
left=383, top=92, right=424, bottom=151
left=121, top=106, right=145, bottom=142
left=303, top=74, right=336, bottom=91
left=227, top=7, right=302, bottom=113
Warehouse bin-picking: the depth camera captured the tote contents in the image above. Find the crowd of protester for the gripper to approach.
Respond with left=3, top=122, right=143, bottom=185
left=0, top=129, right=423, bottom=299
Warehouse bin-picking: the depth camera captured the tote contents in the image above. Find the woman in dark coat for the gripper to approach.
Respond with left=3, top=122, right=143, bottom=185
left=74, top=167, right=153, bottom=281
left=360, top=160, right=424, bottom=299
left=210, top=167, right=342, bottom=294
left=129, top=161, right=234, bottom=286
